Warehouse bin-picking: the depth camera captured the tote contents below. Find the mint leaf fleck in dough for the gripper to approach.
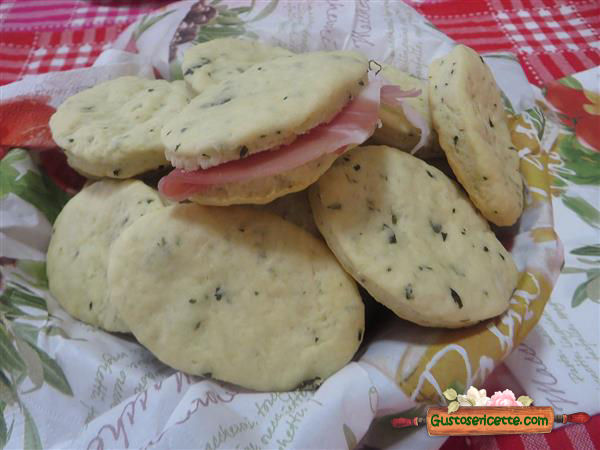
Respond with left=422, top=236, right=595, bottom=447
left=382, top=224, right=397, bottom=244
left=450, top=289, right=463, bottom=308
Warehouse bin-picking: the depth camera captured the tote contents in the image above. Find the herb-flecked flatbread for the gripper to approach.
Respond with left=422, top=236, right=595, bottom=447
left=47, top=180, right=165, bottom=332
left=428, top=45, right=523, bottom=226
left=108, top=204, right=364, bottom=391
left=256, top=189, right=321, bottom=238
left=162, top=50, right=368, bottom=170
left=370, top=65, right=442, bottom=159
left=49, top=77, right=194, bottom=178
left=186, top=153, right=338, bottom=206
left=182, top=38, right=293, bottom=93
left=309, top=145, right=518, bottom=328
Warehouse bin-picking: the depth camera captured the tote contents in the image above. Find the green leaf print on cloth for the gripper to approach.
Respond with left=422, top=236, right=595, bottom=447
left=525, top=106, right=546, bottom=141
left=0, top=282, right=73, bottom=396
left=13, top=260, right=48, bottom=290
left=343, top=424, right=357, bottom=450
left=562, top=195, right=600, bottom=229
left=0, top=149, right=70, bottom=224
left=563, top=245, right=600, bottom=308
left=554, top=135, right=600, bottom=187
left=1, top=259, right=74, bottom=449
left=572, top=244, right=600, bottom=257
left=23, top=404, right=42, bottom=450
left=133, top=10, right=175, bottom=41
left=557, top=75, right=584, bottom=90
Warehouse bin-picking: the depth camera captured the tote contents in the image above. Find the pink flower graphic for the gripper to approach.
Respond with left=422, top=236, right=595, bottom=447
left=444, top=386, right=532, bottom=413
left=488, top=389, right=524, bottom=407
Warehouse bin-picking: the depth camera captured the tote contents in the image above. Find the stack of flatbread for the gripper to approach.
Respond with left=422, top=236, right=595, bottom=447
left=46, top=39, right=523, bottom=391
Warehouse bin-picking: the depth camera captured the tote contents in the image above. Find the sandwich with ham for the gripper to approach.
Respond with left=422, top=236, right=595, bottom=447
left=158, top=49, right=420, bottom=206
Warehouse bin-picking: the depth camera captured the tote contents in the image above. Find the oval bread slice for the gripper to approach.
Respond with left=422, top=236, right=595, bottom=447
left=49, top=77, right=194, bottom=178
left=309, top=145, right=518, bottom=328
left=47, top=180, right=165, bottom=332
left=370, top=65, right=443, bottom=159
left=428, top=45, right=523, bottom=226
left=162, top=51, right=368, bottom=170
left=182, top=38, right=293, bottom=93
left=188, top=153, right=337, bottom=206
left=255, top=190, right=321, bottom=239
left=107, top=204, right=364, bottom=391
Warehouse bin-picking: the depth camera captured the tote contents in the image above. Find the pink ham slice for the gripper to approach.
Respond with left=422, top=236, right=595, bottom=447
left=380, top=85, right=420, bottom=104
left=159, top=79, right=382, bottom=201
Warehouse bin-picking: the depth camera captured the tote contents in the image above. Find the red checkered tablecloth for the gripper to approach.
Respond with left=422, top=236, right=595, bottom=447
left=0, top=0, right=170, bottom=84
left=405, top=0, right=600, bottom=85
left=0, top=1, right=598, bottom=449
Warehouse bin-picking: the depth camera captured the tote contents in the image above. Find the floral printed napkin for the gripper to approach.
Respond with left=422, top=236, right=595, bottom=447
left=2, top=2, right=594, bottom=448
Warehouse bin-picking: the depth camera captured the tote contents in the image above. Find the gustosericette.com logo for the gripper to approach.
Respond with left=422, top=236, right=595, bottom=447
left=390, top=385, right=590, bottom=436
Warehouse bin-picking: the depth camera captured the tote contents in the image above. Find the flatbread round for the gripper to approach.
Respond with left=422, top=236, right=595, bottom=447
left=188, top=153, right=337, bottom=206
left=107, top=204, right=364, bottom=391
left=309, top=145, right=518, bottom=328
left=182, top=38, right=293, bottom=93
left=49, top=77, right=194, bottom=178
left=47, top=180, right=165, bottom=332
left=162, top=51, right=368, bottom=170
left=428, top=45, right=523, bottom=226
left=255, top=189, right=321, bottom=238
left=370, top=65, right=442, bottom=159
